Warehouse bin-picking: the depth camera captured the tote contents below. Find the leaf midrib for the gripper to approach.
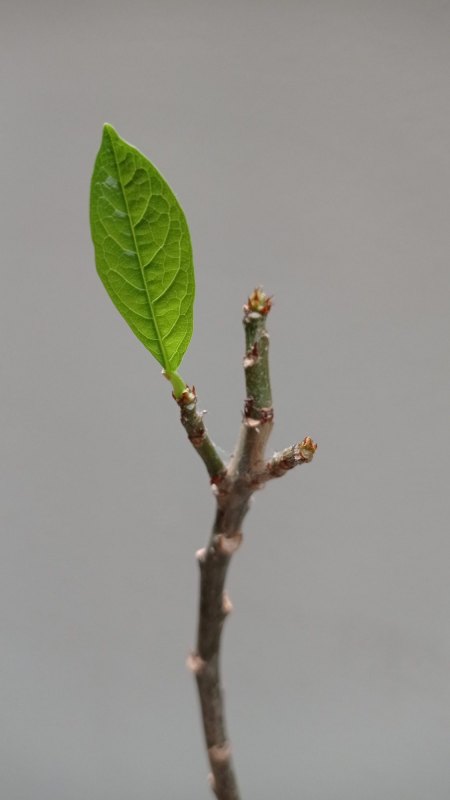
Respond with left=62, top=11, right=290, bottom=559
left=108, top=130, right=170, bottom=370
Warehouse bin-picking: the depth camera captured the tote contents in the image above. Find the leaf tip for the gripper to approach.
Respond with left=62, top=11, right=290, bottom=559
left=102, top=122, right=118, bottom=142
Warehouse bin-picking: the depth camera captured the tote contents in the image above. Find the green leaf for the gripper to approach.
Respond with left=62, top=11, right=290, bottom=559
left=90, top=124, right=195, bottom=389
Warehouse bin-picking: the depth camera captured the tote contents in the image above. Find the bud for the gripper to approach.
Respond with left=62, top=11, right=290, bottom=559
left=186, top=651, right=206, bottom=675
left=245, top=287, right=272, bottom=315
left=177, top=384, right=196, bottom=406
left=222, top=592, right=233, bottom=615
left=297, top=436, right=317, bottom=462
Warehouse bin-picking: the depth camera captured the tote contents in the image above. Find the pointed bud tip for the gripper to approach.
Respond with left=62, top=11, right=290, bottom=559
left=244, top=287, right=272, bottom=315
left=297, top=436, right=317, bottom=462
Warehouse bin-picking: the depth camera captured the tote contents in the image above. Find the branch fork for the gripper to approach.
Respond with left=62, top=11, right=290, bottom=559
left=177, top=289, right=316, bottom=800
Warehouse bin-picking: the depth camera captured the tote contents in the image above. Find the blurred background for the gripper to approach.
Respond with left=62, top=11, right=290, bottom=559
left=1, top=1, right=449, bottom=798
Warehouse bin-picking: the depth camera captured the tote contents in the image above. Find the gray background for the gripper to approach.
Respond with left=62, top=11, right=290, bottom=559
left=2, top=1, right=449, bottom=798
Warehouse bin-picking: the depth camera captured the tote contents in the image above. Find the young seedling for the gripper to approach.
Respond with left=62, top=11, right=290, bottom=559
left=90, top=124, right=317, bottom=800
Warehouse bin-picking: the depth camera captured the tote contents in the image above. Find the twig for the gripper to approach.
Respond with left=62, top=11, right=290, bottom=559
left=178, top=289, right=317, bottom=799
left=253, top=437, right=318, bottom=484
left=177, top=385, right=226, bottom=480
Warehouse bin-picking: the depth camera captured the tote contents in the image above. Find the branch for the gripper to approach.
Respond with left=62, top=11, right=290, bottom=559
left=253, top=436, right=318, bottom=485
left=188, top=518, right=243, bottom=800
left=183, top=289, right=316, bottom=800
left=176, top=385, right=226, bottom=481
